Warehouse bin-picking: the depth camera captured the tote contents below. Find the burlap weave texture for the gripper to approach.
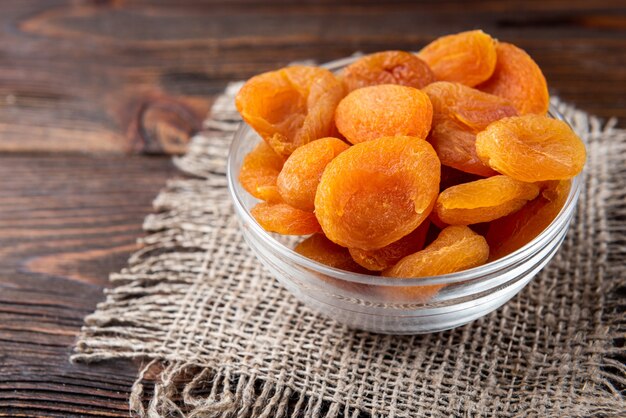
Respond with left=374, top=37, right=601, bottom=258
left=73, top=82, right=626, bottom=417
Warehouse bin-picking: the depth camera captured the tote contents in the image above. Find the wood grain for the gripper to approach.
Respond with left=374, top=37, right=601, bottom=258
left=0, top=0, right=624, bottom=416
left=0, top=0, right=625, bottom=155
left=0, top=155, right=177, bottom=417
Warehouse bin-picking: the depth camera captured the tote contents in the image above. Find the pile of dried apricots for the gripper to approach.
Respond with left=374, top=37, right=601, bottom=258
left=235, top=30, right=586, bottom=293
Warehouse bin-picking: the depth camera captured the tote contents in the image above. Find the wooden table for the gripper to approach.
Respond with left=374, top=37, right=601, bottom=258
left=1, top=1, right=624, bottom=416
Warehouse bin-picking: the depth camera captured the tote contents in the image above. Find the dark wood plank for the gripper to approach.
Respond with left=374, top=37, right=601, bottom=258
left=0, top=154, right=178, bottom=417
left=0, top=0, right=624, bottom=155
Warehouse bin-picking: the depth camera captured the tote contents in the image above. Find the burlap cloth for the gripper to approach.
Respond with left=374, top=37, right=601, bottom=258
left=72, top=82, right=626, bottom=417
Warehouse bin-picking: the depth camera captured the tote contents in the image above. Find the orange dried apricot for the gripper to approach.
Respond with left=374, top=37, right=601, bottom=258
left=428, top=210, right=448, bottom=230
left=384, top=225, right=489, bottom=277
left=424, top=82, right=518, bottom=130
left=429, top=118, right=496, bottom=177
left=295, top=233, right=368, bottom=273
left=315, top=136, right=440, bottom=251
left=295, top=234, right=372, bottom=293
left=423, top=81, right=517, bottom=176
left=251, top=202, right=321, bottom=235
left=435, top=175, right=540, bottom=225
left=487, top=180, right=571, bottom=260
left=239, top=141, right=285, bottom=202
left=342, top=51, right=435, bottom=92
left=433, top=165, right=482, bottom=230
left=235, top=65, right=345, bottom=157
left=476, top=114, right=586, bottom=182
left=277, top=137, right=349, bottom=211
left=380, top=226, right=489, bottom=301
left=541, top=179, right=571, bottom=202
left=478, top=42, right=549, bottom=115
left=349, top=220, right=430, bottom=271
left=418, top=30, right=497, bottom=87
left=334, top=84, right=433, bottom=145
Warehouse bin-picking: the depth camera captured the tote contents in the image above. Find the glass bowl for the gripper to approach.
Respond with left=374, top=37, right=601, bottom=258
left=226, top=57, right=582, bottom=334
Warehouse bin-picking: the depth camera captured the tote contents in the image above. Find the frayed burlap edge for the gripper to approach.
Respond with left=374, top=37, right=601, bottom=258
left=72, top=83, right=626, bottom=417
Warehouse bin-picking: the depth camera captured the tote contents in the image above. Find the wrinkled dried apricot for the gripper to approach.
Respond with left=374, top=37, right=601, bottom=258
left=380, top=226, right=489, bottom=301
left=235, top=65, right=345, bottom=157
left=478, top=42, right=549, bottom=115
left=251, top=202, right=321, bottom=235
left=424, top=81, right=517, bottom=176
left=384, top=225, right=489, bottom=277
left=239, top=141, right=285, bottom=202
left=418, top=30, right=497, bottom=87
left=334, top=85, right=433, bottom=144
left=295, top=234, right=372, bottom=293
left=295, top=234, right=368, bottom=273
left=476, top=114, right=586, bottom=182
left=428, top=210, right=448, bottom=230
left=424, top=82, right=518, bottom=130
left=277, top=137, right=349, bottom=211
left=342, top=51, right=435, bottom=92
left=435, top=175, right=540, bottom=225
left=429, top=118, right=496, bottom=177
left=487, top=180, right=571, bottom=260
left=431, top=165, right=483, bottom=229
left=315, top=136, right=440, bottom=250
left=349, top=220, right=430, bottom=271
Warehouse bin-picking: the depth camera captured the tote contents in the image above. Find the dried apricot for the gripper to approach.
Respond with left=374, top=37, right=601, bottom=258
left=381, top=226, right=489, bottom=301
left=384, top=225, right=489, bottom=277
left=295, top=234, right=368, bottom=273
left=478, top=42, right=549, bottom=115
left=251, top=202, right=321, bottom=235
left=429, top=118, right=496, bottom=177
left=239, top=141, right=285, bottom=202
left=277, top=137, right=349, bottom=211
left=342, top=51, right=435, bottom=92
left=235, top=65, right=345, bottom=157
left=334, top=84, right=433, bottom=145
left=315, top=136, right=440, bottom=250
left=418, top=30, right=497, bottom=87
left=476, top=114, right=586, bottom=182
left=424, top=82, right=518, bottom=130
left=423, top=81, right=517, bottom=176
left=487, top=180, right=571, bottom=260
left=428, top=210, right=448, bottom=230
left=295, top=234, right=372, bottom=293
left=349, top=220, right=430, bottom=271
left=435, top=175, right=540, bottom=225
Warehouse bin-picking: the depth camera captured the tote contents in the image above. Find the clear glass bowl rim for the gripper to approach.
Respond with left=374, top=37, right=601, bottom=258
left=227, top=55, right=582, bottom=287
